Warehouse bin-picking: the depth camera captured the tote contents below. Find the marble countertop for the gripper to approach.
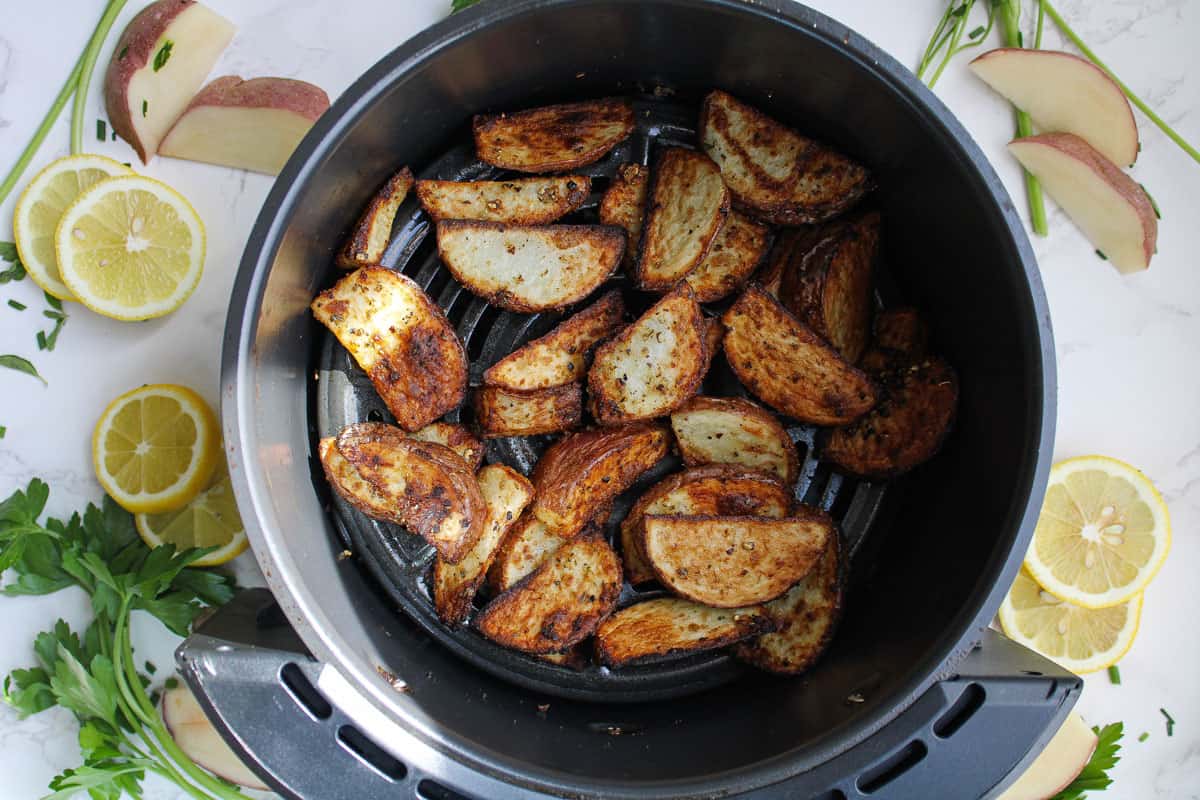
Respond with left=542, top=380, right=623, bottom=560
left=1, top=0, right=1197, bottom=797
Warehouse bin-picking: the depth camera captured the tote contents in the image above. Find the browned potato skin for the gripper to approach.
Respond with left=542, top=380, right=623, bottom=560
left=473, top=383, right=583, bottom=439
left=473, top=98, right=635, bottom=173
left=701, top=316, right=723, bottom=379
left=722, top=285, right=876, bottom=425
left=599, top=163, right=649, bottom=268
left=337, top=167, right=415, bottom=269
left=595, top=598, right=776, bottom=668
left=318, top=436, right=397, bottom=522
left=872, top=307, right=929, bottom=358
left=410, top=421, right=485, bottom=471
left=415, top=175, right=590, bottom=224
left=670, top=395, right=800, bottom=484
left=475, top=534, right=622, bottom=654
left=685, top=211, right=772, bottom=303
left=756, top=227, right=817, bottom=298
left=488, top=504, right=611, bottom=592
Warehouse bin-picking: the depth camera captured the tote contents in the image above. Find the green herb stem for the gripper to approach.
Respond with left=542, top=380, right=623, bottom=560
left=998, top=1, right=1049, bottom=236
left=71, top=0, right=131, bottom=155
left=0, top=54, right=84, bottom=208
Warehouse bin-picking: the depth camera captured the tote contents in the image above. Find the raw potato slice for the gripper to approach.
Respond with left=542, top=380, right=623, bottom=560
left=1008, top=134, right=1157, bottom=273
left=473, top=98, right=635, bottom=173
left=722, top=285, right=876, bottom=425
left=410, top=421, right=484, bottom=471
left=595, top=598, right=776, bottom=668
left=416, top=175, right=590, bottom=224
left=872, top=307, right=929, bottom=357
left=311, top=267, right=466, bottom=431
left=635, top=147, right=730, bottom=290
left=996, top=713, right=1100, bottom=800
left=433, top=464, right=534, bottom=624
left=670, top=396, right=799, bottom=483
left=475, top=534, right=622, bottom=654
left=336, top=167, right=415, bottom=269
left=473, top=383, right=582, bottom=438
left=483, top=290, right=625, bottom=391
left=489, top=505, right=610, bottom=592
left=162, top=685, right=269, bottom=791
left=735, top=533, right=843, bottom=674
left=587, top=286, right=708, bottom=424
left=642, top=513, right=831, bottom=607
left=598, top=163, right=649, bottom=267
left=699, top=90, right=871, bottom=225
left=684, top=211, right=772, bottom=303
left=436, top=221, right=624, bottom=313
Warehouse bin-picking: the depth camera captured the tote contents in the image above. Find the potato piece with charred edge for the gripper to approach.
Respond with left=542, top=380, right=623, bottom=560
left=473, top=383, right=583, bottom=439
left=699, top=90, right=871, bottom=225
left=409, top=421, right=485, bottom=471
left=598, top=163, right=649, bottom=268
left=756, top=227, right=815, bottom=298
left=473, top=98, right=635, bottom=173
left=318, top=436, right=396, bottom=522
left=436, top=221, right=624, bottom=313
left=311, top=267, right=466, bottom=431
left=722, top=285, right=876, bottom=425
left=336, top=167, right=415, bottom=269
left=587, top=286, right=708, bottom=424
left=483, top=290, right=625, bottom=391
left=684, top=211, right=772, bottom=303
left=872, top=307, right=929, bottom=358
left=539, top=646, right=588, bottom=670
left=670, top=396, right=799, bottom=484
left=595, top=598, right=776, bottom=668
left=416, top=175, right=590, bottom=224
left=635, top=147, right=730, bottom=291
left=642, top=512, right=831, bottom=607
left=433, top=464, right=534, bottom=625
left=488, top=504, right=611, bottom=592
left=475, top=534, right=622, bottom=654
left=701, top=316, right=723, bottom=378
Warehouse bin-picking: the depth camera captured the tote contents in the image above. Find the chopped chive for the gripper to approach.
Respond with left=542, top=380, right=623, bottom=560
left=968, top=25, right=986, bottom=39
left=145, top=661, right=157, bottom=675
left=1161, top=708, right=1175, bottom=737
left=142, top=100, right=148, bottom=117
left=1107, top=665, right=1121, bottom=684
left=165, top=676, right=179, bottom=690
left=1140, top=183, right=1162, bottom=219
left=1096, top=249, right=1108, bottom=261
left=152, top=40, right=174, bottom=72
left=44, top=292, right=62, bottom=311
left=1138, top=732, right=1149, bottom=742
left=35, top=331, right=47, bottom=350
left=0, top=426, right=5, bottom=439
left=96, top=119, right=106, bottom=142
left=8, top=299, right=26, bottom=311
left=118, top=45, right=129, bottom=60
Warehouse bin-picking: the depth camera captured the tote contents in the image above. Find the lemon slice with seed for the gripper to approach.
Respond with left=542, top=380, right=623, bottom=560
left=999, top=569, right=1141, bottom=674
left=93, top=384, right=220, bottom=514
left=135, top=457, right=248, bottom=567
left=1025, top=455, right=1170, bottom=609
left=56, top=174, right=205, bottom=320
left=13, top=154, right=133, bottom=300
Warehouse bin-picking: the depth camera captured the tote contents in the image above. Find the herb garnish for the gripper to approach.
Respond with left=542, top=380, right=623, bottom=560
left=0, top=243, right=25, bottom=283
left=1107, top=665, right=1121, bottom=684
left=1049, top=722, right=1122, bottom=800
left=38, top=292, right=68, bottom=352
left=1138, top=731, right=1149, bottom=743
left=451, top=0, right=483, bottom=11
left=0, top=354, right=45, bottom=384
left=142, top=99, right=149, bottom=118
left=96, top=119, right=107, bottom=142
left=153, top=40, right=174, bottom=72
left=1160, top=708, right=1175, bottom=737
left=8, top=299, right=27, bottom=311
left=0, top=426, right=6, bottom=439
left=1140, top=183, right=1162, bottom=219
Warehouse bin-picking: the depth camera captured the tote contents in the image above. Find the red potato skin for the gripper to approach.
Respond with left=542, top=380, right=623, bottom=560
left=180, top=75, right=330, bottom=119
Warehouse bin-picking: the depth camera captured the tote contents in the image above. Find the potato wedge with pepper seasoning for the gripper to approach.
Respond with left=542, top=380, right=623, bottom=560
left=596, top=598, right=776, bottom=668
left=336, top=166, right=414, bottom=269
left=416, top=175, right=590, bottom=224
left=473, top=383, right=583, bottom=439
left=473, top=98, right=635, bottom=173
left=670, top=396, right=799, bottom=484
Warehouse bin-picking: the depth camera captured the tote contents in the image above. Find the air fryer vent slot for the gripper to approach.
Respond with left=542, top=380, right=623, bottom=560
left=856, top=739, right=928, bottom=794
left=933, top=682, right=986, bottom=739
left=417, top=779, right=471, bottom=800
left=337, top=724, right=408, bottom=781
left=280, top=662, right=332, bottom=720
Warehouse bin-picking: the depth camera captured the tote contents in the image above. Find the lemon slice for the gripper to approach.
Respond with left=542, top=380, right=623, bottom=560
left=93, top=384, right=220, bottom=514
left=999, top=568, right=1141, bottom=673
left=13, top=154, right=133, bottom=300
left=55, top=174, right=205, bottom=320
left=1025, top=455, right=1170, bottom=609
left=135, top=457, right=248, bottom=567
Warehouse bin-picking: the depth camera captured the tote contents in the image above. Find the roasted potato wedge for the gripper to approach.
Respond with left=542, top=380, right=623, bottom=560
left=587, top=286, right=708, bottom=424
left=436, top=221, right=624, bottom=313
left=722, top=285, right=876, bottom=425
left=872, top=307, right=929, bottom=357
left=416, top=175, right=590, bottom=224
left=311, top=267, right=467, bottom=431
left=756, top=227, right=815, bottom=298
left=473, top=383, right=583, bottom=439
left=482, top=290, right=625, bottom=391
left=670, top=396, right=799, bottom=483
left=642, top=512, right=831, bottom=607
left=620, top=465, right=791, bottom=585
left=318, top=436, right=396, bottom=522
left=735, top=531, right=842, bottom=675
left=701, top=316, right=724, bottom=378
left=531, top=421, right=670, bottom=534
left=475, top=534, right=622, bottom=654
left=410, top=421, right=484, bottom=471
left=473, top=98, right=635, bottom=173
left=336, top=166, right=414, bottom=269
left=684, top=211, right=771, bottom=303
left=539, top=646, right=588, bottom=670
left=432, top=464, right=534, bottom=625
left=699, top=90, right=871, bottom=225
left=333, top=423, right=485, bottom=563
left=489, top=504, right=611, bottom=592
left=598, top=163, right=649, bottom=268
left=635, top=147, right=729, bottom=291
left=595, top=598, right=776, bottom=668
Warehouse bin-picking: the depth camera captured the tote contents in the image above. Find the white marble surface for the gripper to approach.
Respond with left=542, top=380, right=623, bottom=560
left=0, top=0, right=1197, bottom=797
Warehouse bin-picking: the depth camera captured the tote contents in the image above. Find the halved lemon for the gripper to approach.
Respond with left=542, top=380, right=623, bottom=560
left=55, top=174, right=205, bottom=320
left=93, top=384, right=220, bottom=514
left=12, top=154, right=133, bottom=300
left=999, top=568, right=1140, bottom=674
left=1025, top=455, right=1170, bottom=609
left=135, top=457, right=248, bottom=567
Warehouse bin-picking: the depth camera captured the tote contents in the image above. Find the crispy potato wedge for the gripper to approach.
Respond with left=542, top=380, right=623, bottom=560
left=436, top=221, right=624, bottom=313
left=410, top=421, right=484, bottom=471
left=336, top=166, right=414, bottom=270
left=670, top=396, right=799, bottom=483
left=311, top=267, right=467, bottom=431
left=475, top=534, right=622, bottom=654
left=872, top=307, right=929, bottom=357
left=756, top=227, right=815, bottom=298
left=473, top=98, right=635, bottom=173
left=735, top=531, right=842, bottom=674
left=620, top=465, right=791, bottom=585
left=333, top=423, right=485, bottom=563
left=489, top=504, right=611, bottom=592
left=531, top=421, right=670, bottom=534
left=722, top=285, right=876, bottom=425
left=587, top=286, right=708, bottom=424
left=598, top=163, right=649, bottom=268
left=483, top=290, right=625, bottom=391
left=635, top=147, right=729, bottom=290
left=642, top=512, right=831, bottom=607
left=684, top=211, right=772, bottom=303
left=699, top=90, right=871, bottom=226
left=318, top=436, right=396, bottom=522
left=701, top=316, right=723, bottom=378
left=416, top=175, right=590, bottom=224
left=473, top=383, right=582, bottom=439
left=539, top=646, right=588, bottom=669
left=433, top=464, right=534, bottom=625
left=595, top=598, right=776, bottom=668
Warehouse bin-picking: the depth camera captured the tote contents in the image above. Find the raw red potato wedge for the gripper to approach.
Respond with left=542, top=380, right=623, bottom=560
left=595, top=598, right=776, bottom=668
left=598, top=163, right=650, bottom=268
left=473, top=97, right=635, bottom=173
left=489, top=504, right=610, bottom=592
left=473, top=383, right=583, bottom=438
left=409, top=421, right=485, bottom=471
left=310, top=267, right=466, bottom=431
left=699, top=90, right=871, bottom=225
left=416, top=175, right=591, bottom=224
left=670, top=396, right=800, bottom=484
left=336, top=167, right=415, bottom=269
left=162, top=685, right=269, bottom=790
left=684, top=211, right=772, bottom=303
left=436, top=221, right=624, bottom=313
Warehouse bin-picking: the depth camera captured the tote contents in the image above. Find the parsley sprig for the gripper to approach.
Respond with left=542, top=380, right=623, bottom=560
left=1050, top=722, right=1123, bottom=800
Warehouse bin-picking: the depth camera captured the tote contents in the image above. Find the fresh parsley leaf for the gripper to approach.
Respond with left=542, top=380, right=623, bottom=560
left=0, top=354, right=45, bottom=384
left=152, top=40, right=174, bottom=72
left=1051, top=722, right=1123, bottom=800
left=0, top=242, right=18, bottom=262
left=0, top=243, right=26, bottom=284
left=3, top=668, right=56, bottom=715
